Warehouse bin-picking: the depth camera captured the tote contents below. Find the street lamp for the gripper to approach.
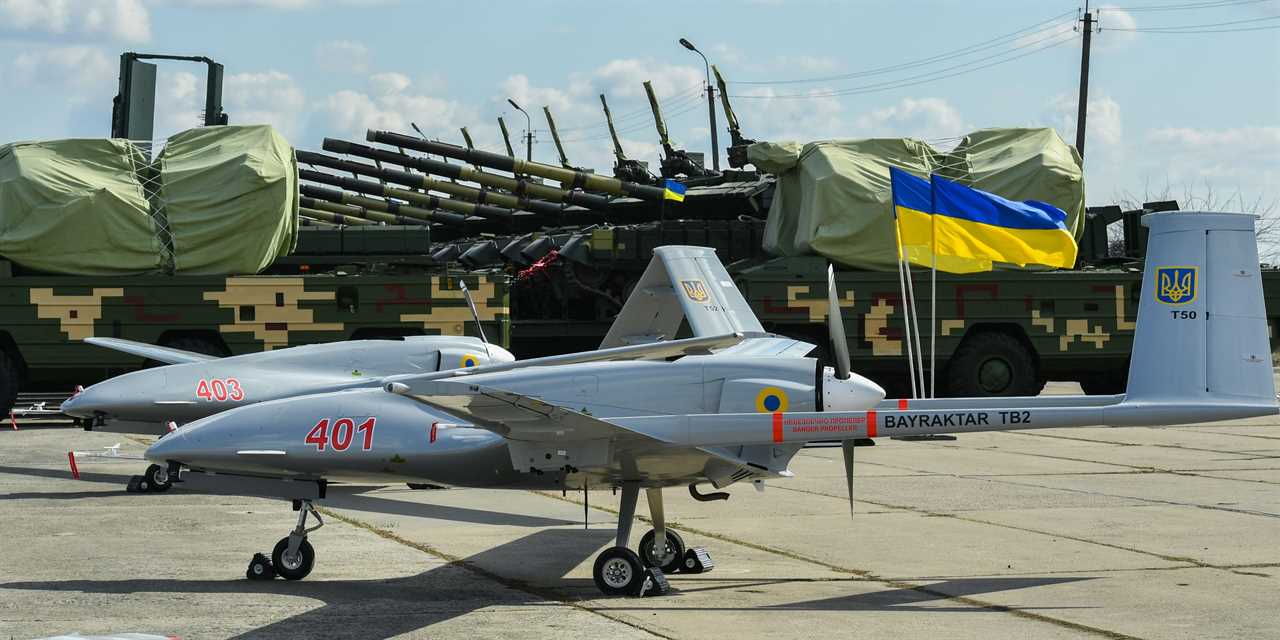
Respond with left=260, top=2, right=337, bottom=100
left=679, top=37, right=719, bottom=172
left=507, top=98, right=532, bottom=162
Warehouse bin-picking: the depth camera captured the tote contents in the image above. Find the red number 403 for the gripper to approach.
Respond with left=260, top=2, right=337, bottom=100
left=196, top=378, right=244, bottom=402
left=305, top=417, right=376, bottom=451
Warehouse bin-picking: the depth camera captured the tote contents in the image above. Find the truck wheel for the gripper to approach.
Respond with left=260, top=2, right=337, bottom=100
left=0, top=351, right=19, bottom=416
left=947, top=332, right=1039, bottom=397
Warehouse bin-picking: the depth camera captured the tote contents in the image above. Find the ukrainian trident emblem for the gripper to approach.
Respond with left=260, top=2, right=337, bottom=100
left=681, top=279, right=710, bottom=302
left=1155, top=267, right=1197, bottom=305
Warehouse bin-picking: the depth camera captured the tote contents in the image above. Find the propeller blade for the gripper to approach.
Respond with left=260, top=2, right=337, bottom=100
left=841, top=439, right=856, bottom=517
left=827, top=265, right=852, bottom=380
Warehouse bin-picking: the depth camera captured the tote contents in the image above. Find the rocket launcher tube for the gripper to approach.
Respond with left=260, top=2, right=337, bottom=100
left=298, top=151, right=559, bottom=217
left=299, top=204, right=375, bottom=226
left=322, top=139, right=612, bottom=211
left=543, top=106, right=571, bottom=168
left=366, top=130, right=667, bottom=201
left=298, top=173, right=472, bottom=225
left=299, top=198, right=419, bottom=226
left=300, top=184, right=474, bottom=225
left=498, top=117, right=516, bottom=157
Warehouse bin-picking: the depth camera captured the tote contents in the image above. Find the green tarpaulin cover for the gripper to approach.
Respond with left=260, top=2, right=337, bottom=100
left=0, top=124, right=298, bottom=276
left=750, top=127, right=1084, bottom=271
left=159, top=125, right=299, bottom=274
left=0, top=138, right=160, bottom=274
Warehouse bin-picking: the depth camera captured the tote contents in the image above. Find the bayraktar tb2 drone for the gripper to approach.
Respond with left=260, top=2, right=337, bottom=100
left=133, top=212, right=1275, bottom=596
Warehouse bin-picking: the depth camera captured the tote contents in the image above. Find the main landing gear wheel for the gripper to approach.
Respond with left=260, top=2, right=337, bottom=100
left=638, top=529, right=686, bottom=573
left=593, top=547, right=645, bottom=596
left=143, top=464, right=172, bottom=492
left=272, top=537, right=315, bottom=581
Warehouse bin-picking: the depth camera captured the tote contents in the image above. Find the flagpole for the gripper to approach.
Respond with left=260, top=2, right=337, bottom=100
left=930, top=176, right=938, bottom=399
left=892, top=215, right=919, bottom=399
left=901, top=244, right=926, bottom=397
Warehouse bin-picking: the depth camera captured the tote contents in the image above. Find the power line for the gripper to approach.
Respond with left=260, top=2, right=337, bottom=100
left=730, top=29, right=1078, bottom=100
left=732, top=10, right=1076, bottom=85
left=1107, top=0, right=1276, bottom=12
left=1103, top=13, right=1280, bottom=30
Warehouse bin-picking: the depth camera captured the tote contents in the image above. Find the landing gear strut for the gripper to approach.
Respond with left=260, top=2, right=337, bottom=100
left=246, top=499, right=322, bottom=581
left=590, top=484, right=712, bottom=597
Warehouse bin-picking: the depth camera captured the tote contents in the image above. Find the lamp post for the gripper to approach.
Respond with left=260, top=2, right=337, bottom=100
left=679, top=37, right=719, bottom=172
left=507, top=98, right=532, bottom=162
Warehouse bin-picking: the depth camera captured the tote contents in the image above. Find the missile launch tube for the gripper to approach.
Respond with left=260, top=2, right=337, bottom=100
left=300, top=184, right=469, bottom=226
left=299, top=205, right=375, bottom=226
left=366, top=130, right=666, bottom=201
left=300, top=149, right=565, bottom=218
left=321, top=139, right=613, bottom=211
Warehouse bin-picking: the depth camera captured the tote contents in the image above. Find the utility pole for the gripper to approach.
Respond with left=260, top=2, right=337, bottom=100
left=679, top=37, right=720, bottom=172
left=507, top=98, right=533, bottom=162
left=1075, top=5, right=1095, bottom=160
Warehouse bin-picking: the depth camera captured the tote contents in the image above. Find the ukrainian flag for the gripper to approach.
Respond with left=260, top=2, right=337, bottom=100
left=889, top=167, right=1077, bottom=273
left=663, top=179, right=687, bottom=202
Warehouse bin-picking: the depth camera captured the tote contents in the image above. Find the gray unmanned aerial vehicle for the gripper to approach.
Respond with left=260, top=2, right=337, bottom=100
left=133, top=212, right=1275, bottom=596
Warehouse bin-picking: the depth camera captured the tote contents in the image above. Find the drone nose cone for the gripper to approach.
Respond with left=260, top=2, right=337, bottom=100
left=821, top=366, right=886, bottom=412
left=145, top=429, right=192, bottom=464
left=60, top=386, right=103, bottom=418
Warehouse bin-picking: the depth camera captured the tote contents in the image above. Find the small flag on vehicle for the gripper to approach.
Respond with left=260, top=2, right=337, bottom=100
left=663, top=179, right=687, bottom=202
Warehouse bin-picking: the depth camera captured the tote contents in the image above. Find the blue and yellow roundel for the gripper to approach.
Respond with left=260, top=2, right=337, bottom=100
left=755, top=387, right=789, bottom=413
left=460, top=354, right=480, bottom=368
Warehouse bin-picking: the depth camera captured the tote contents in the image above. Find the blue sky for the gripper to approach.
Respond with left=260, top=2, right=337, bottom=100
left=0, top=0, right=1277, bottom=209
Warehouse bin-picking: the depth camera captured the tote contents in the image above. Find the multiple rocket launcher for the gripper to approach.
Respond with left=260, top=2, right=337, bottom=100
left=295, top=67, right=757, bottom=259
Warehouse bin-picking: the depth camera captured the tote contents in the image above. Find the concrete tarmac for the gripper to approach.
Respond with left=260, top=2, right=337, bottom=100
left=1, top=381, right=1277, bottom=639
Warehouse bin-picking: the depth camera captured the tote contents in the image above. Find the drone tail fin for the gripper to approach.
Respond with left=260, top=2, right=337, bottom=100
left=1123, top=212, right=1275, bottom=407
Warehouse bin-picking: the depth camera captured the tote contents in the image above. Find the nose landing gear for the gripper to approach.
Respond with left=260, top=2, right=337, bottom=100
left=246, top=499, right=323, bottom=581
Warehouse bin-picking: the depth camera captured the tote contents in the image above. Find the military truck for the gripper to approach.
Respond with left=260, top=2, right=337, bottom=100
left=0, top=228, right=509, bottom=414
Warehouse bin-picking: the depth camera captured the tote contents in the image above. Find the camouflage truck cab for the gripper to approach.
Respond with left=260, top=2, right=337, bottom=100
left=736, top=256, right=1280, bottom=398
left=0, top=248, right=508, bottom=413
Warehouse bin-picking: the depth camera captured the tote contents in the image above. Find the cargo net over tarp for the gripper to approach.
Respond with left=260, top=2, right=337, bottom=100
left=750, top=127, right=1084, bottom=272
left=0, top=124, right=298, bottom=276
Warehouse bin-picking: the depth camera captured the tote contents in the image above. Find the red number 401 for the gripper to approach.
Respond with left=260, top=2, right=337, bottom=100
left=305, top=417, right=376, bottom=451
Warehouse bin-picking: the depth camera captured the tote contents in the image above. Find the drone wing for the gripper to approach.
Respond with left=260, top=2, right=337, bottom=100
left=386, top=380, right=667, bottom=444
left=83, top=337, right=220, bottom=365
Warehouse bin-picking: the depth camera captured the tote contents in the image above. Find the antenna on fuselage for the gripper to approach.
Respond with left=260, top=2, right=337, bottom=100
left=459, top=281, right=491, bottom=360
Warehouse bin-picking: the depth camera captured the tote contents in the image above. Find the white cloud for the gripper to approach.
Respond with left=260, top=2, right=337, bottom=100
left=1144, top=126, right=1280, bottom=188
left=0, top=0, right=151, bottom=42
left=369, top=72, right=411, bottom=96
left=10, top=46, right=115, bottom=89
left=855, top=97, right=967, bottom=142
left=312, top=75, right=474, bottom=144
left=223, top=71, right=308, bottom=139
left=152, top=0, right=395, bottom=8
left=313, top=40, right=369, bottom=74
left=1045, top=93, right=1122, bottom=147
left=153, top=69, right=203, bottom=136
left=1095, top=5, right=1138, bottom=50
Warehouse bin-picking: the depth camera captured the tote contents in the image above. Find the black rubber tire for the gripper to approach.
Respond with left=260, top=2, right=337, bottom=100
left=143, top=464, right=172, bottom=493
left=0, top=350, right=20, bottom=417
left=592, top=546, right=644, bottom=596
left=947, top=331, right=1039, bottom=397
left=272, top=538, right=315, bottom=581
left=246, top=553, right=275, bottom=580
left=638, top=529, right=686, bottom=573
